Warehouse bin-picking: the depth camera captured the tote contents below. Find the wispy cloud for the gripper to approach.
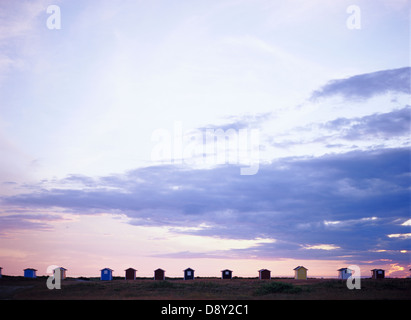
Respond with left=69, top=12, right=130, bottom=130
left=270, top=105, right=411, bottom=153
left=387, top=233, right=411, bottom=239
left=310, top=67, right=411, bottom=101
left=0, top=213, right=67, bottom=234
left=321, top=106, right=411, bottom=140
left=302, top=244, right=341, bottom=251
left=199, top=112, right=272, bottom=131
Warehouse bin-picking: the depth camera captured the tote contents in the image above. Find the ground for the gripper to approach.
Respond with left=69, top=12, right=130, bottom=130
left=0, top=276, right=410, bottom=300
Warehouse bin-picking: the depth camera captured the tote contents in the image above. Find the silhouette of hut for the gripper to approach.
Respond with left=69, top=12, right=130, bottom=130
left=154, top=268, right=165, bottom=280
left=125, top=268, right=137, bottom=280
left=221, top=269, right=232, bottom=279
left=184, top=268, right=195, bottom=280
left=258, top=269, right=271, bottom=280
left=371, top=269, right=385, bottom=279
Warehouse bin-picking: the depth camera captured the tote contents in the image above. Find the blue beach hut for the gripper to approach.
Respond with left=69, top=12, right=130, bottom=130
left=100, top=268, right=113, bottom=281
left=24, top=268, right=37, bottom=278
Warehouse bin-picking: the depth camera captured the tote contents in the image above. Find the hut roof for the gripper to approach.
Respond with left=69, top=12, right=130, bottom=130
left=294, top=266, right=307, bottom=270
left=100, top=268, right=113, bottom=271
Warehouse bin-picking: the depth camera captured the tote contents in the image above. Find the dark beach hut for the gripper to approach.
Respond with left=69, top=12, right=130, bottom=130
left=125, top=268, right=137, bottom=280
left=258, top=269, right=271, bottom=280
left=371, top=269, right=385, bottom=279
left=221, top=269, right=232, bottom=279
left=184, top=268, right=195, bottom=280
left=154, top=268, right=165, bottom=280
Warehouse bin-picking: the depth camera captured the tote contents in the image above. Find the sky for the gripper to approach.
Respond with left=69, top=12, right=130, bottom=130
left=0, top=0, right=410, bottom=278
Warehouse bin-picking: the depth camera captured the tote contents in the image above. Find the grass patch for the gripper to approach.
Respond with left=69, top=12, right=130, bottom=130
left=192, top=281, right=221, bottom=289
left=312, top=280, right=346, bottom=289
left=255, top=281, right=303, bottom=295
left=147, top=280, right=176, bottom=289
left=2, top=277, right=410, bottom=300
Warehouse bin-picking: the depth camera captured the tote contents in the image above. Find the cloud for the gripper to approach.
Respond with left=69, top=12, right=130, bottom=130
left=302, top=244, right=341, bottom=251
left=199, top=112, right=272, bottom=131
left=387, top=233, right=411, bottom=239
left=310, top=67, right=411, bottom=100
left=2, top=147, right=410, bottom=263
left=270, top=106, right=411, bottom=151
left=321, top=106, right=411, bottom=140
left=0, top=213, right=65, bottom=234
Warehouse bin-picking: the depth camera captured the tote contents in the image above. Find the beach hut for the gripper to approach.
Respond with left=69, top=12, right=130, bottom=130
left=371, top=269, right=385, bottom=279
left=184, top=268, right=195, bottom=280
left=100, top=268, right=113, bottom=281
left=221, top=269, right=232, bottom=279
left=24, top=268, right=37, bottom=278
left=294, top=266, right=308, bottom=280
left=54, top=267, right=67, bottom=280
left=258, top=269, right=271, bottom=280
left=125, top=268, right=137, bottom=280
left=337, top=268, right=352, bottom=280
left=154, top=268, right=165, bottom=280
